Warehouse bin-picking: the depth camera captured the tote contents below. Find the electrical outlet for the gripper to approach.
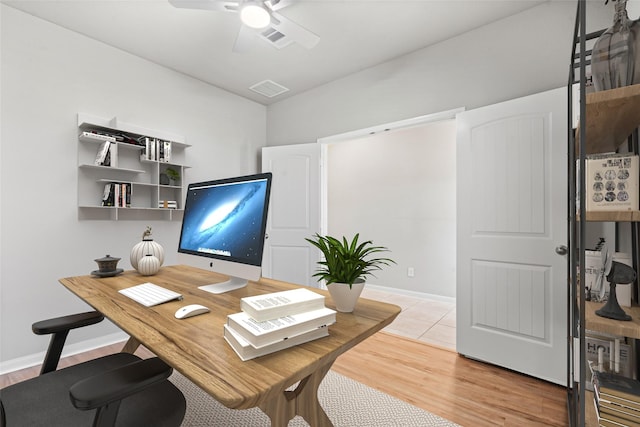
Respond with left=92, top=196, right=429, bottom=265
left=407, top=267, right=415, bottom=277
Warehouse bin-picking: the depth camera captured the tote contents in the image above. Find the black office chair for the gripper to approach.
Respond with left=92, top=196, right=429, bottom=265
left=0, top=311, right=186, bottom=427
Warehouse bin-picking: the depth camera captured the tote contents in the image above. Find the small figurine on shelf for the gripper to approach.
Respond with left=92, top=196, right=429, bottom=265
left=130, top=226, right=165, bottom=272
left=596, top=251, right=637, bottom=321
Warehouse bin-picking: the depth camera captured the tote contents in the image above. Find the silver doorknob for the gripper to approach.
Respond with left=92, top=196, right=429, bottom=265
left=555, top=245, right=568, bottom=255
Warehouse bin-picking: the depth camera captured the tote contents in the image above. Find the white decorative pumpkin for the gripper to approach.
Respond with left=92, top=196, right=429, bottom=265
left=137, top=254, right=161, bottom=276
left=130, top=227, right=164, bottom=270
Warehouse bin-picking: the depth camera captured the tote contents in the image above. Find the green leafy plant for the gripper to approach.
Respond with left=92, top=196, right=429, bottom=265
left=165, top=167, right=180, bottom=182
left=305, top=233, right=395, bottom=288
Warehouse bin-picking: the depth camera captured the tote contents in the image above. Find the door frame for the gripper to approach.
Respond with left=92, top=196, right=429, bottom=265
left=316, top=107, right=464, bottom=236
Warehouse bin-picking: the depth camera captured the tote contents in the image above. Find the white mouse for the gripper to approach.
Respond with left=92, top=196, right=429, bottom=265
left=175, top=304, right=210, bottom=319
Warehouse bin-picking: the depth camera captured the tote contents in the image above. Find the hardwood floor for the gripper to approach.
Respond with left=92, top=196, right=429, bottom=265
left=0, top=332, right=567, bottom=426
left=333, top=332, right=567, bottom=427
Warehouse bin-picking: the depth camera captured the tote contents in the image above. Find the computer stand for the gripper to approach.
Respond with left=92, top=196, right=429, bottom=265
left=198, top=276, right=248, bottom=294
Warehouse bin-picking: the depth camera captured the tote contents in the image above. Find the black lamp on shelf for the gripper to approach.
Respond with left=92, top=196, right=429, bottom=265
left=596, top=258, right=637, bottom=321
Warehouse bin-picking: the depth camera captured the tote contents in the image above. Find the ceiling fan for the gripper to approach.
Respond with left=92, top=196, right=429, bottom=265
left=168, top=0, right=320, bottom=52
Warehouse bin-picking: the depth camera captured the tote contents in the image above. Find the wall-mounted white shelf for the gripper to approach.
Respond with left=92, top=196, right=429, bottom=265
left=77, top=113, right=190, bottom=221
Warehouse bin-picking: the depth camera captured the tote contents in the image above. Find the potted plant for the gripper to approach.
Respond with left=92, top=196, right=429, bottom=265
left=305, top=233, right=395, bottom=312
left=165, top=167, right=180, bottom=186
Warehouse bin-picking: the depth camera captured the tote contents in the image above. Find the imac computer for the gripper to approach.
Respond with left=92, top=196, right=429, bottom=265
left=177, top=172, right=272, bottom=294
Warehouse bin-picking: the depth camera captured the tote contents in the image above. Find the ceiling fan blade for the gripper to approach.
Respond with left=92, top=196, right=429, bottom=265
left=232, top=24, right=256, bottom=53
left=265, top=0, right=294, bottom=12
left=270, top=11, right=319, bottom=49
left=168, top=0, right=239, bottom=13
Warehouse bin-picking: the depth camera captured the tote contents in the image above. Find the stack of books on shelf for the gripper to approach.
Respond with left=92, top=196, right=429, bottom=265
left=140, top=137, right=172, bottom=162
left=224, top=288, right=336, bottom=361
left=593, top=370, right=640, bottom=427
left=158, top=200, right=178, bottom=209
left=101, top=182, right=131, bottom=207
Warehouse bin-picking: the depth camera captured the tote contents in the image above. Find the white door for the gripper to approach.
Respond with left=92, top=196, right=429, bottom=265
left=456, top=88, right=567, bottom=385
left=262, top=143, right=322, bottom=287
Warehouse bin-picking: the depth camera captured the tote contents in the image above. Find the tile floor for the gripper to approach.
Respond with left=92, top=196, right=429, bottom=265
left=361, top=288, right=456, bottom=351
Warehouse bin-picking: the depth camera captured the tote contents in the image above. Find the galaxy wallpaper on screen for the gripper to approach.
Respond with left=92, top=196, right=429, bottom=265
left=179, top=178, right=269, bottom=265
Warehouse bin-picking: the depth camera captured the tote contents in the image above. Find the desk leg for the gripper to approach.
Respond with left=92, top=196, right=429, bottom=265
left=259, top=362, right=334, bottom=427
left=121, top=337, right=141, bottom=354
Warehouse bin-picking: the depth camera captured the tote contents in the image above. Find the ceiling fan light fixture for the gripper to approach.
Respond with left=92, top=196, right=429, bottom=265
left=240, top=2, right=271, bottom=29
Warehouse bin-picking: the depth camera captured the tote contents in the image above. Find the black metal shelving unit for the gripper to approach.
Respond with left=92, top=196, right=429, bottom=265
left=567, top=1, right=640, bottom=426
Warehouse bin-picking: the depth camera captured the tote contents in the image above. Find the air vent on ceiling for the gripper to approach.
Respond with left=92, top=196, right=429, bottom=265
left=259, top=26, right=294, bottom=49
left=249, top=80, right=290, bottom=98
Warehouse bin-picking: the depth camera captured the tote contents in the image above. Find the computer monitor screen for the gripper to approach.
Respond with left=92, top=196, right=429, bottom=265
left=177, top=172, right=272, bottom=294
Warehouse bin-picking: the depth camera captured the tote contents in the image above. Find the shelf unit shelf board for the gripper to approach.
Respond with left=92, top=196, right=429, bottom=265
left=79, top=205, right=182, bottom=211
left=79, top=164, right=145, bottom=174
left=584, top=210, right=640, bottom=222
left=78, top=113, right=190, bottom=147
left=577, top=83, right=640, bottom=155
left=141, top=159, right=188, bottom=167
left=585, top=301, right=640, bottom=340
left=95, top=179, right=156, bottom=188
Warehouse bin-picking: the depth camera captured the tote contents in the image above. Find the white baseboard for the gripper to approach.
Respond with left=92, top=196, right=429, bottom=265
left=364, top=283, right=456, bottom=305
left=0, top=331, right=128, bottom=375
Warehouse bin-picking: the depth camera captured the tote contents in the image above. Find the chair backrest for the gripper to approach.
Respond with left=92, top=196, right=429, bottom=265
left=1, top=399, right=6, bottom=427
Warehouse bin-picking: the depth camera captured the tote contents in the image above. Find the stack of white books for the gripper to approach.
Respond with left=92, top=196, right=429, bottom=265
left=224, top=288, right=336, bottom=361
left=158, top=200, right=178, bottom=209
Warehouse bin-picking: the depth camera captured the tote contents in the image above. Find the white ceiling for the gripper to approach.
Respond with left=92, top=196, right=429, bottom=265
left=3, top=0, right=547, bottom=105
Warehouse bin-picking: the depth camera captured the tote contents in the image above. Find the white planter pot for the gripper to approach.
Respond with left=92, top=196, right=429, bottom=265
left=131, top=238, right=164, bottom=270
left=327, top=280, right=365, bottom=313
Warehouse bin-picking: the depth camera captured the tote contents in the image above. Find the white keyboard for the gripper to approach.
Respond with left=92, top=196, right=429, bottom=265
left=119, top=282, right=182, bottom=307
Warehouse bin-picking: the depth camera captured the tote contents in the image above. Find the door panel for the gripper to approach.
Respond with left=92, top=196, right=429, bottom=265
left=457, top=88, right=567, bottom=385
left=262, top=143, right=321, bottom=287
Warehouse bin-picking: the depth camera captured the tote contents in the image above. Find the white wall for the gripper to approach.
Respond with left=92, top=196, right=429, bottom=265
left=265, top=0, right=611, bottom=300
left=266, top=1, right=611, bottom=146
left=327, top=120, right=456, bottom=297
left=0, top=5, right=266, bottom=369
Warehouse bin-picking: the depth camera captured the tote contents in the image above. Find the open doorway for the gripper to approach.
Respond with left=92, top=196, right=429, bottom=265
left=318, top=108, right=462, bottom=299
left=262, top=108, right=462, bottom=299
left=322, top=120, right=457, bottom=298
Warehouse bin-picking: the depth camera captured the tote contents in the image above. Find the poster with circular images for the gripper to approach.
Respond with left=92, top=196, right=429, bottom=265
left=588, top=154, right=637, bottom=210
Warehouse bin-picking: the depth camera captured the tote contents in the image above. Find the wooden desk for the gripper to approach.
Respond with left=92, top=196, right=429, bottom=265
left=59, top=265, right=401, bottom=426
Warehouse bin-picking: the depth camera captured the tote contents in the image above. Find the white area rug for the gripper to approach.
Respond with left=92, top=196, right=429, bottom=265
left=171, top=370, right=459, bottom=426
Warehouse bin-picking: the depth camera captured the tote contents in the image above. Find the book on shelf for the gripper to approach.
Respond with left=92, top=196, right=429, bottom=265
left=124, top=183, right=131, bottom=207
left=596, top=385, right=640, bottom=425
left=94, top=141, right=111, bottom=166
left=223, top=324, right=329, bottom=361
left=101, top=183, right=114, bottom=206
left=226, top=307, right=336, bottom=348
left=141, top=137, right=153, bottom=161
left=96, top=141, right=117, bottom=167
left=163, top=140, right=172, bottom=162
left=599, top=388, right=640, bottom=413
left=240, top=288, right=325, bottom=322
left=593, top=371, right=640, bottom=404
left=595, top=397, right=640, bottom=427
